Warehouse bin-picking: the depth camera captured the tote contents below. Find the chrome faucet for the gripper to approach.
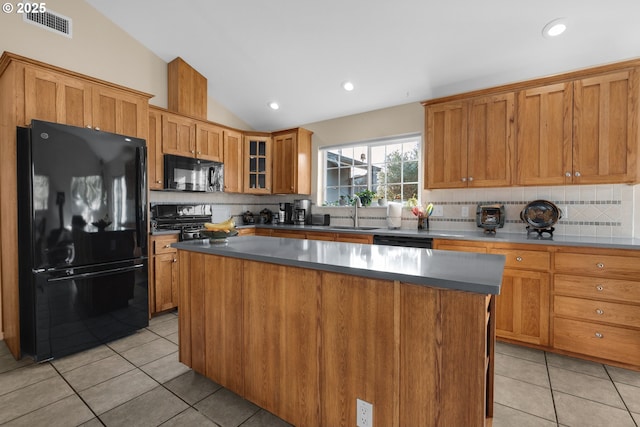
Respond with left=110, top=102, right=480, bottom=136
left=352, top=195, right=362, bottom=227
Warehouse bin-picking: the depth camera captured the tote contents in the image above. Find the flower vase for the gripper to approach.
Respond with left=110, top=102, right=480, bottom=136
left=417, top=216, right=428, bottom=230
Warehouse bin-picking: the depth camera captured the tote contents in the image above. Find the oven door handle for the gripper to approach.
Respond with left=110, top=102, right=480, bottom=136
left=46, top=263, right=145, bottom=282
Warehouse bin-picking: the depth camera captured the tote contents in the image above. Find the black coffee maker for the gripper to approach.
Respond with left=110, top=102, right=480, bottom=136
left=279, top=202, right=293, bottom=224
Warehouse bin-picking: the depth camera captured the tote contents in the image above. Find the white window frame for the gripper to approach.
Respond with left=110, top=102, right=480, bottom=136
left=319, top=133, right=422, bottom=206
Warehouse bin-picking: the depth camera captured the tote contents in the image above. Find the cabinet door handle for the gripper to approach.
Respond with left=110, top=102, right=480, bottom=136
left=594, top=332, right=603, bottom=338
left=596, top=309, right=604, bottom=315
left=574, top=171, right=581, bottom=177
left=173, top=258, right=177, bottom=263
left=516, top=256, right=523, bottom=262
left=596, top=285, right=604, bottom=291
left=461, top=177, right=467, bottom=182
left=197, top=151, right=201, bottom=154
left=468, top=176, right=474, bottom=182
left=156, top=180, right=162, bottom=184
left=191, top=150, right=195, bottom=154
left=95, top=127, right=100, bottom=131
left=597, top=263, right=605, bottom=269
left=565, top=171, right=572, bottom=177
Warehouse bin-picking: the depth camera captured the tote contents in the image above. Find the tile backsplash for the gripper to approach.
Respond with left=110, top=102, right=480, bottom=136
left=150, top=183, right=640, bottom=238
left=423, top=184, right=637, bottom=237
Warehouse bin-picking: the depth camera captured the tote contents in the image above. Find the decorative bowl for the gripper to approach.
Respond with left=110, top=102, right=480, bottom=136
left=520, top=200, right=562, bottom=229
left=201, top=228, right=238, bottom=241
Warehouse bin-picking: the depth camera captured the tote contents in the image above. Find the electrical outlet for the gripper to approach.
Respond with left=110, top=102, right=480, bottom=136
left=560, top=205, right=568, bottom=219
left=356, top=398, right=373, bottom=427
left=431, top=205, right=444, bottom=217
left=461, top=206, right=469, bottom=217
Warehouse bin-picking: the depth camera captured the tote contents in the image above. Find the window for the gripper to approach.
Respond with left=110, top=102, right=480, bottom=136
left=320, top=134, right=421, bottom=205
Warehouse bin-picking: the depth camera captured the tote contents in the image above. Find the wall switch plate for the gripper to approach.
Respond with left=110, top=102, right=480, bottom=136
left=461, top=206, right=469, bottom=217
left=431, top=205, right=444, bottom=217
left=356, top=398, right=373, bottom=427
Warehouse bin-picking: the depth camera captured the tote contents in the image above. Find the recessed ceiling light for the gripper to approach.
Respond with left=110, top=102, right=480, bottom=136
left=342, top=81, right=355, bottom=91
left=543, top=18, right=567, bottom=38
left=268, top=101, right=280, bottom=110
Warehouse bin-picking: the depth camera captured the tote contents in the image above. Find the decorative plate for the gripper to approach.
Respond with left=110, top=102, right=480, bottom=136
left=520, top=200, right=562, bottom=229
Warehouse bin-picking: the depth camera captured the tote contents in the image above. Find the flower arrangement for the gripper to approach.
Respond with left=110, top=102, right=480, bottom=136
left=407, top=195, right=433, bottom=230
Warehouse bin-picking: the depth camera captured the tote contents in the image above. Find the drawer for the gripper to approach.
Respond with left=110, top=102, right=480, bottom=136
left=554, top=295, right=640, bottom=328
left=489, top=248, right=550, bottom=271
left=305, top=231, right=337, bottom=241
left=555, top=252, right=640, bottom=279
left=553, top=317, right=640, bottom=366
left=153, top=236, right=178, bottom=254
left=555, top=274, right=640, bottom=304
left=271, top=230, right=306, bottom=239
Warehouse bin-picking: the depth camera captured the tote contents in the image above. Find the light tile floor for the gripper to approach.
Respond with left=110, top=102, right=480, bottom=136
left=0, top=311, right=638, bottom=426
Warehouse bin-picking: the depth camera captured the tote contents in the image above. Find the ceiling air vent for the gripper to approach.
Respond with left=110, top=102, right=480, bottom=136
left=23, top=9, right=72, bottom=38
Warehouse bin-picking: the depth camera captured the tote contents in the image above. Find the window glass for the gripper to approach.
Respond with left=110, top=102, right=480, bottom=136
left=320, top=134, right=421, bottom=206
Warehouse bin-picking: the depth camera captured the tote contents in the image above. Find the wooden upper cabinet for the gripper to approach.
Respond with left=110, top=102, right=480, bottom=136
left=223, top=129, right=243, bottom=193
left=148, top=108, right=163, bottom=190
left=572, top=69, right=639, bottom=184
left=162, top=112, right=196, bottom=157
left=272, top=128, right=312, bottom=194
left=426, top=94, right=513, bottom=189
left=516, top=82, right=573, bottom=185
left=23, top=64, right=148, bottom=138
left=426, top=101, right=467, bottom=188
left=91, top=85, right=148, bottom=138
left=467, top=93, right=515, bottom=187
left=244, top=135, right=272, bottom=194
left=196, top=122, right=224, bottom=162
left=23, top=65, right=92, bottom=128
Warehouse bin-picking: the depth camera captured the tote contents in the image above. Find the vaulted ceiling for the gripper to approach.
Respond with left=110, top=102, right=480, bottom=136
left=86, top=0, right=640, bottom=130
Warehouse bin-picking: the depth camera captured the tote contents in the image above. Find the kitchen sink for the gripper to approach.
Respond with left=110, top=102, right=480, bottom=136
left=330, top=226, right=380, bottom=230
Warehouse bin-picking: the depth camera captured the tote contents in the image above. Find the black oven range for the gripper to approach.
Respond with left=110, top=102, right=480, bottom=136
left=151, top=204, right=213, bottom=241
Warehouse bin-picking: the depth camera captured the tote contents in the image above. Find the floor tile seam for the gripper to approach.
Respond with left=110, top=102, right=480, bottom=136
left=136, top=350, right=180, bottom=370
left=552, top=389, right=630, bottom=412
left=494, top=350, right=547, bottom=366
left=606, top=367, right=640, bottom=420
left=0, top=392, right=83, bottom=426
left=495, top=373, right=552, bottom=391
left=0, top=367, right=60, bottom=398
left=118, top=338, right=178, bottom=367
left=58, top=352, right=134, bottom=378
left=63, top=364, right=139, bottom=393
left=107, top=334, right=165, bottom=355
left=54, top=352, right=117, bottom=375
left=46, top=362, right=102, bottom=424
left=546, top=363, right=613, bottom=381
left=493, top=402, right=559, bottom=425
left=544, top=352, right=560, bottom=425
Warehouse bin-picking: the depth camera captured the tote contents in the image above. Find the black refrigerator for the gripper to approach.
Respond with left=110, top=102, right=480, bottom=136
left=17, top=120, right=149, bottom=362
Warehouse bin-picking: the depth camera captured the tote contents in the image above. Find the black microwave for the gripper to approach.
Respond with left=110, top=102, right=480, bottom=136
left=164, top=154, right=224, bottom=192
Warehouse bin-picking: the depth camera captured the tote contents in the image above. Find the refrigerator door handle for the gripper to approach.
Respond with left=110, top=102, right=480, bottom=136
left=46, top=263, right=145, bottom=282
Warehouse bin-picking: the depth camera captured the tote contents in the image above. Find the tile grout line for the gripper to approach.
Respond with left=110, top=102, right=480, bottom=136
left=49, top=361, right=106, bottom=426
left=544, top=352, right=561, bottom=426
left=603, top=365, right=639, bottom=427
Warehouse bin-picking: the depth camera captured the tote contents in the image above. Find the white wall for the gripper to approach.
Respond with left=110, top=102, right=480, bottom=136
left=0, top=0, right=250, bottom=129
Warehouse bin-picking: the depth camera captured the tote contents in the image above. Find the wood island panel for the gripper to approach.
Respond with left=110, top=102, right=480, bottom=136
left=177, top=249, right=495, bottom=427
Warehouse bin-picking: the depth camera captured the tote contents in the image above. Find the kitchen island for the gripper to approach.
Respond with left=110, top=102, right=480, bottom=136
left=174, top=236, right=505, bottom=427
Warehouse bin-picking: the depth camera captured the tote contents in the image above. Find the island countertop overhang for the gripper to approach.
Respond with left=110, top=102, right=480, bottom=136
left=173, top=235, right=505, bottom=295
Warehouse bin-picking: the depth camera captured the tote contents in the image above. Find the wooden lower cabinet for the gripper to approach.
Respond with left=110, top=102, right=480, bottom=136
left=178, top=250, right=494, bottom=427
left=495, top=268, right=550, bottom=346
left=552, top=247, right=640, bottom=367
left=435, top=240, right=550, bottom=346
left=150, top=235, right=179, bottom=314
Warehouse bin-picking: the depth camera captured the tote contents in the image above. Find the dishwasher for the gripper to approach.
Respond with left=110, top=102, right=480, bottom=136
left=372, top=235, right=433, bottom=249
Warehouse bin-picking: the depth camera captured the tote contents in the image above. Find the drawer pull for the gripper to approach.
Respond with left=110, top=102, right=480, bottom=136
left=595, top=309, right=604, bottom=315
left=164, top=244, right=171, bottom=248
left=594, top=332, right=603, bottom=338
left=597, top=262, right=605, bottom=269
left=173, top=258, right=177, bottom=263
left=516, top=256, right=523, bottom=262
left=596, top=285, right=604, bottom=291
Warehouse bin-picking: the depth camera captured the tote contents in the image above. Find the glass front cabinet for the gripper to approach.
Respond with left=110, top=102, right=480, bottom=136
left=244, top=135, right=272, bottom=194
